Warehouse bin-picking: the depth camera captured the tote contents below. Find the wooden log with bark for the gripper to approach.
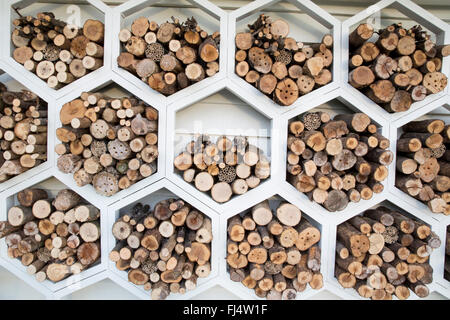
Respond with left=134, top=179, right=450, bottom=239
left=396, top=119, right=449, bottom=215
left=227, top=200, right=322, bottom=299
left=0, top=187, right=100, bottom=283
left=118, top=16, right=219, bottom=96
left=235, top=14, right=333, bottom=106
left=56, top=92, right=158, bottom=196
left=111, top=199, right=212, bottom=299
left=287, top=111, right=392, bottom=212
left=0, top=82, right=48, bottom=180
left=11, top=11, right=104, bottom=89
left=348, top=22, right=449, bottom=112
left=335, top=205, right=438, bottom=299
left=174, top=134, right=270, bottom=203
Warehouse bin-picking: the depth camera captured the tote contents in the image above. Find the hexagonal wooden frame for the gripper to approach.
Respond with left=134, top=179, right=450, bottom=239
left=111, top=0, right=228, bottom=106
left=0, top=0, right=448, bottom=300
left=228, top=0, right=341, bottom=114
left=219, top=191, right=328, bottom=300
left=341, top=0, right=450, bottom=122
left=53, top=70, right=166, bottom=206
left=0, top=61, right=56, bottom=193
left=106, top=178, right=220, bottom=300
left=0, top=169, right=109, bottom=298
left=3, top=0, right=111, bottom=100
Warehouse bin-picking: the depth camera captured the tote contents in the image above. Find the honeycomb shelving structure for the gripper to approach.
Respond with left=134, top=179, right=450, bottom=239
left=0, top=0, right=448, bottom=300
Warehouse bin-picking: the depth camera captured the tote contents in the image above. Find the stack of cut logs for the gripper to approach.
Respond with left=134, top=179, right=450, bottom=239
left=287, top=111, right=392, bottom=212
left=395, top=119, right=449, bottom=215
left=227, top=200, right=323, bottom=299
left=12, top=11, right=104, bottom=89
left=0, top=188, right=101, bottom=283
left=0, top=82, right=47, bottom=181
left=118, top=16, right=219, bottom=96
left=445, top=226, right=450, bottom=281
left=348, top=22, right=449, bottom=112
left=174, top=134, right=271, bottom=203
left=56, top=92, right=158, bottom=196
left=235, top=14, right=333, bottom=106
left=335, top=205, right=440, bottom=299
left=111, top=200, right=212, bottom=300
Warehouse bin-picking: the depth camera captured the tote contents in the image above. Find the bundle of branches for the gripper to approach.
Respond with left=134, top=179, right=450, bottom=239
left=174, top=134, right=271, bottom=203
left=226, top=200, right=322, bottom=299
left=235, top=14, right=333, bottom=106
left=0, top=81, right=47, bottom=181
left=0, top=188, right=101, bottom=283
left=335, top=205, right=441, bottom=299
left=111, top=200, right=212, bottom=300
left=349, top=22, right=449, bottom=112
left=395, top=119, right=449, bottom=215
left=56, top=92, right=158, bottom=196
left=287, top=111, right=392, bottom=212
left=12, top=11, right=104, bottom=89
left=118, top=16, right=220, bottom=96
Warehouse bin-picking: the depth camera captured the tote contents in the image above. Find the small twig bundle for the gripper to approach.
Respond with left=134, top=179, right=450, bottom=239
left=118, top=16, right=220, bottom=96
left=56, top=92, right=158, bottom=197
left=174, top=134, right=271, bottom=203
left=235, top=14, right=333, bottom=106
left=396, top=119, right=449, bottom=215
left=111, top=200, right=212, bottom=300
left=335, top=205, right=440, bottom=299
left=12, top=11, right=105, bottom=89
left=226, top=200, right=322, bottom=299
left=0, top=188, right=101, bottom=283
left=349, top=22, right=449, bottom=112
left=287, top=111, right=392, bottom=212
left=0, top=81, right=47, bottom=181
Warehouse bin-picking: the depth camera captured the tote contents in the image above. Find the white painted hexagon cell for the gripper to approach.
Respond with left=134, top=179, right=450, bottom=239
left=5, top=0, right=110, bottom=100
left=111, top=0, right=227, bottom=105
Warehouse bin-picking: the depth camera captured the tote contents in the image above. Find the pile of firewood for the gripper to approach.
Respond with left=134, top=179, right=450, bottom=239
left=11, top=11, right=104, bottom=89
left=226, top=200, right=323, bottom=299
left=445, top=226, right=450, bottom=281
left=111, top=200, right=212, bottom=300
left=235, top=14, right=333, bottom=106
left=0, top=82, right=47, bottom=181
left=395, top=119, right=449, bottom=215
left=287, top=111, right=392, bottom=212
left=118, top=16, right=219, bottom=96
left=174, top=134, right=271, bottom=203
left=56, top=92, right=158, bottom=196
left=348, top=22, right=449, bottom=112
left=0, top=188, right=101, bottom=283
left=335, top=205, right=440, bottom=299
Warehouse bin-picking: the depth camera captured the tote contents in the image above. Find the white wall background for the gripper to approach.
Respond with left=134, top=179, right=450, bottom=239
left=0, top=0, right=449, bottom=300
